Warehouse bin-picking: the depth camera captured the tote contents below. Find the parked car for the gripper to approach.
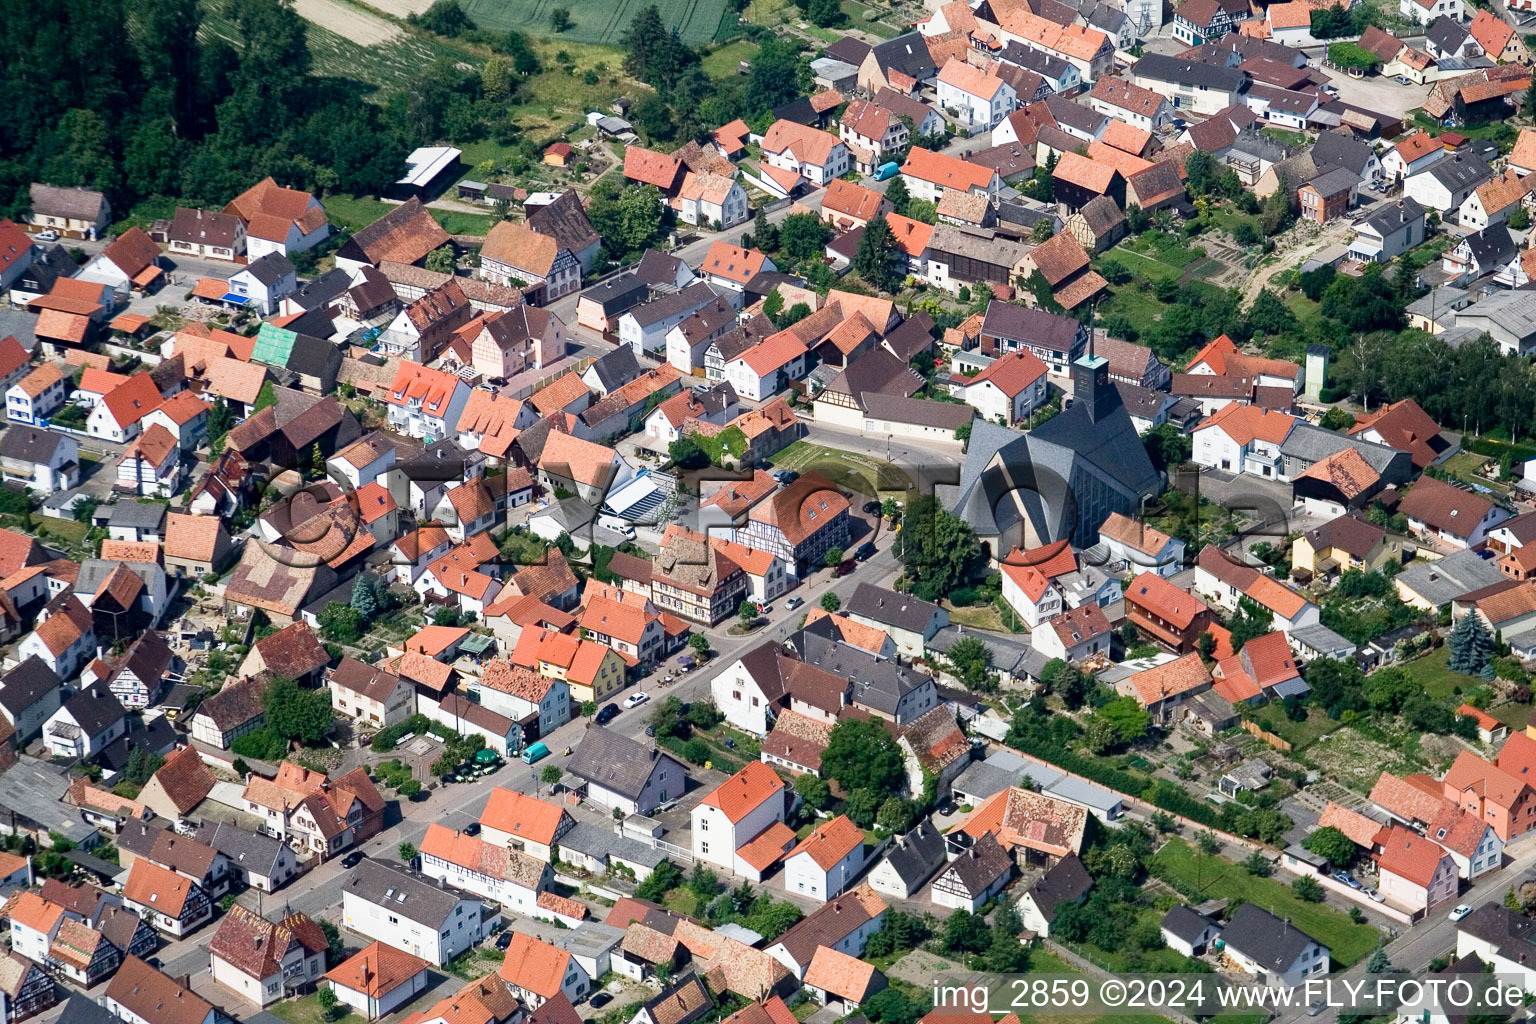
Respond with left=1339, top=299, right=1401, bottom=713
left=834, top=559, right=857, bottom=577
left=36, top=231, right=57, bottom=242
left=785, top=595, right=803, bottom=610
left=855, top=542, right=876, bottom=560
left=596, top=703, right=620, bottom=725
left=862, top=500, right=882, bottom=515
left=342, top=851, right=365, bottom=869
left=874, top=161, right=901, bottom=180
left=626, top=691, right=650, bottom=709
left=1364, top=888, right=1384, bottom=903
left=463, top=822, right=481, bottom=836
left=496, top=931, right=515, bottom=950
left=1449, top=904, right=1474, bottom=921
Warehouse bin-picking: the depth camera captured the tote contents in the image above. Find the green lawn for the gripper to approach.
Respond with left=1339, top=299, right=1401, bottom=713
left=270, top=993, right=361, bottom=1024
left=1257, top=705, right=1342, bottom=751
left=1490, top=702, right=1532, bottom=731
left=1106, top=247, right=1186, bottom=283
left=1262, top=127, right=1309, bottom=148
left=701, top=39, right=759, bottom=76
left=1399, top=646, right=1481, bottom=700
left=1151, top=839, right=1381, bottom=967
left=461, top=0, right=732, bottom=46
left=430, top=209, right=495, bottom=235
left=767, top=440, right=914, bottom=496
left=323, top=193, right=395, bottom=234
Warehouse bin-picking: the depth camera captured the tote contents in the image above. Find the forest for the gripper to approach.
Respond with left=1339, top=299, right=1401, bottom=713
left=0, top=0, right=411, bottom=221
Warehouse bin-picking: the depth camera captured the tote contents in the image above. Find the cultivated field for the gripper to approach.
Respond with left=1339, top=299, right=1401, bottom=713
left=458, top=0, right=733, bottom=46
left=294, top=0, right=403, bottom=42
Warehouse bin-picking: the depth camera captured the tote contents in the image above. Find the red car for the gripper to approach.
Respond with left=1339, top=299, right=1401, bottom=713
left=833, top=559, right=857, bottom=577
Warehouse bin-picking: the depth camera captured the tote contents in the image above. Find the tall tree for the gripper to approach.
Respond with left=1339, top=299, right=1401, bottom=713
left=896, top=494, right=982, bottom=601
left=854, top=214, right=901, bottom=291
left=1448, top=611, right=1496, bottom=674
left=883, top=176, right=911, bottom=217
left=822, top=719, right=906, bottom=795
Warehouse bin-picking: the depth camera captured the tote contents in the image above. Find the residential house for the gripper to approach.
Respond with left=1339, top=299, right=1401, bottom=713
left=1220, top=904, right=1328, bottom=987
left=341, top=859, right=493, bottom=966
left=760, top=122, right=851, bottom=186
left=169, top=208, right=245, bottom=262
left=0, top=428, right=78, bottom=494
left=932, top=832, right=1014, bottom=910
left=41, top=684, right=123, bottom=761
left=1125, top=572, right=1212, bottom=652
left=417, top=823, right=551, bottom=917
left=675, top=173, right=749, bottom=230
left=121, top=859, right=211, bottom=937
left=936, top=59, right=1017, bottom=132
left=1400, top=476, right=1508, bottom=551
left=208, top=905, right=328, bottom=1008
left=783, top=815, right=865, bottom=902
left=692, top=762, right=789, bottom=875
left=1348, top=197, right=1426, bottom=263
left=5, top=365, right=65, bottom=427
left=384, top=361, right=471, bottom=443
left=105, top=958, right=214, bottom=1024
left=326, top=942, right=431, bottom=1020
left=27, top=185, right=111, bottom=240
left=499, top=932, right=590, bottom=1008
left=1017, top=853, right=1093, bottom=937
left=566, top=727, right=688, bottom=815
left=329, top=658, right=414, bottom=731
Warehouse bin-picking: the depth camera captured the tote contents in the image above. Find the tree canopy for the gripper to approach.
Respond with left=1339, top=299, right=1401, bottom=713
left=896, top=494, right=983, bottom=601
left=822, top=718, right=906, bottom=795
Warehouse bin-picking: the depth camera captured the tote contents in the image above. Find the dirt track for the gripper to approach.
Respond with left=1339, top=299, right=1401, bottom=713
left=293, top=0, right=404, bottom=43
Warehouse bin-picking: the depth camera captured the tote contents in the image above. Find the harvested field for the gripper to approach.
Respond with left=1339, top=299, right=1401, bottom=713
left=293, top=0, right=402, bottom=43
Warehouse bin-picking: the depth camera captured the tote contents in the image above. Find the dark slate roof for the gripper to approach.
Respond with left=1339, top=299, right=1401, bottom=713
left=625, top=283, right=718, bottom=329
left=0, top=427, right=72, bottom=465
left=942, top=831, right=1012, bottom=893
left=106, top=501, right=168, bottom=530
left=1221, top=903, right=1326, bottom=968
left=1424, top=153, right=1493, bottom=191
left=55, top=995, right=117, bottom=1024
left=578, top=275, right=649, bottom=319
left=62, top=685, right=127, bottom=738
left=791, top=631, right=932, bottom=715
left=1045, top=96, right=1109, bottom=137
left=527, top=190, right=600, bottom=256
left=633, top=250, right=691, bottom=288
left=345, top=859, right=466, bottom=927
left=1161, top=904, right=1219, bottom=943
left=981, top=300, right=1081, bottom=353
left=1427, top=15, right=1469, bottom=53
left=878, top=821, right=947, bottom=889
left=999, top=42, right=1072, bottom=81
left=772, top=887, right=881, bottom=966
left=239, top=252, right=296, bottom=287
left=1025, top=852, right=1092, bottom=923
left=824, top=36, right=874, bottom=66
left=882, top=312, right=937, bottom=362
left=1031, top=380, right=1162, bottom=498
left=98, top=715, right=175, bottom=772
left=870, top=33, right=938, bottom=80
left=568, top=727, right=686, bottom=800
left=1455, top=904, right=1536, bottom=959
left=0, top=657, right=59, bottom=716
left=1133, top=53, right=1248, bottom=92
left=1361, top=197, right=1424, bottom=234
left=1463, top=223, right=1516, bottom=270
left=846, top=583, right=940, bottom=635
left=285, top=333, right=342, bottom=380
left=1311, top=131, right=1375, bottom=177
left=772, top=97, right=819, bottom=126
left=285, top=268, right=354, bottom=312
left=1303, top=166, right=1360, bottom=199
left=192, top=821, right=290, bottom=876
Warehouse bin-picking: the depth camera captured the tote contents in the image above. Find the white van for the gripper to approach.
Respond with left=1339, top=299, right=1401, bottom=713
left=598, top=514, right=636, bottom=539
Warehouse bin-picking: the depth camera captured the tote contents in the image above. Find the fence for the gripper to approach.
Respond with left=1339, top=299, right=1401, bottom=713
left=1242, top=720, right=1294, bottom=752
